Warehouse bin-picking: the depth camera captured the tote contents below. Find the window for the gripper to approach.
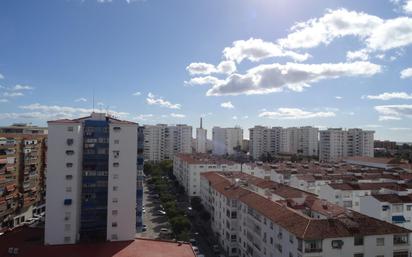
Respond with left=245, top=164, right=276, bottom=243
left=113, top=162, right=119, bottom=167
left=331, top=240, right=344, bottom=249
left=67, top=127, right=73, bottom=132
left=113, top=151, right=120, bottom=158
left=113, top=127, right=121, bottom=132
left=64, top=224, right=71, bottom=231
left=64, top=199, right=72, bottom=205
left=112, top=222, right=117, bottom=227
left=66, top=163, right=73, bottom=168
left=393, top=204, right=404, bottom=213
left=66, top=174, right=73, bottom=180
left=382, top=205, right=390, bottom=211
left=407, top=205, right=412, bottom=211
left=65, top=150, right=74, bottom=155
left=114, top=139, right=119, bottom=144
left=111, top=234, right=118, bottom=240
left=289, top=234, right=294, bottom=244
left=113, top=186, right=118, bottom=191
left=353, top=254, right=363, bottom=257
left=113, top=174, right=119, bottom=179
left=66, top=139, right=74, bottom=146
left=112, top=210, right=118, bottom=215
left=64, top=212, right=71, bottom=221
left=231, top=248, right=237, bottom=254
left=376, top=238, right=384, bottom=246
left=393, top=234, right=409, bottom=245
left=304, top=240, right=322, bottom=253
left=354, top=236, right=364, bottom=246
left=393, top=251, right=409, bottom=257
left=66, top=187, right=72, bottom=192
left=112, top=198, right=118, bottom=203
left=64, top=236, right=71, bottom=243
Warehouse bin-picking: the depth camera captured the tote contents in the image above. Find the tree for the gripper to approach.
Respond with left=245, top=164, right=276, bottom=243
left=170, top=216, right=191, bottom=235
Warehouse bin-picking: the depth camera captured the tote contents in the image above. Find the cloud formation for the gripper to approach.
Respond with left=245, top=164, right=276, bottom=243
left=0, top=103, right=128, bottom=120
left=258, top=108, right=336, bottom=119
left=133, top=91, right=142, bottom=96
left=365, top=92, right=412, bottom=100
left=146, top=92, right=181, bottom=109
left=375, top=104, right=412, bottom=121
left=75, top=97, right=87, bottom=102
left=186, top=61, right=236, bottom=75
left=197, top=61, right=380, bottom=96
left=401, top=68, right=412, bottom=79
left=221, top=101, right=235, bottom=109
left=170, top=113, right=186, bottom=118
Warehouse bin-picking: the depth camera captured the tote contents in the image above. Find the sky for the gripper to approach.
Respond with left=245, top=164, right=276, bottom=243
left=0, top=0, right=412, bottom=141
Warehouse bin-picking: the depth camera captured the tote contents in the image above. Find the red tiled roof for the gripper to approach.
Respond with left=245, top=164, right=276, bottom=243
left=372, top=194, right=412, bottom=204
left=329, top=182, right=408, bottom=191
left=201, top=171, right=410, bottom=240
left=0, top=227, right=196, bottom=257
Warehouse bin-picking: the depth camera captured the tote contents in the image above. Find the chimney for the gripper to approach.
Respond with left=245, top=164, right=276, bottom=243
left=200, top=117, right=203, bottom=129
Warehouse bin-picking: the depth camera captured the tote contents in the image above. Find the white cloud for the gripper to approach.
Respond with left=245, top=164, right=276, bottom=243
left=0, top=103, right=128, bottom=120
left=221, top=101, right=235, bottom=109
left=335, top=96, right=343, bottom=99
left=401, top=68, right=412, bottom=79
left=170, top=113, right=186, bottom=118
left=133, top=91, right=142, bottom=96
left=222, top=38, right=310, bottom=63
left=232, top=116, right=238, bottom=120
left=365, top=92, right=412, bottom=100
left=346, top=49, right=369, bottom=61
left=389, top=127, right=412, bottom=131
left=203, top=61, right=381, bottom=96
left=133, top=114, right=154, bottom=121
left=3, top=92, right=24, bottom=97
left=75, top=97, right=87, bottom=102
left=0, top=99, right=8, bottom=103
left=258, top=108, right=336, bottom=119
left=12, top=84, right=33, bottom=91
left=146, top=92, right=181, bottom=109
left=405, top=0, right=412, bottom=13
left=185, top=76, right=224, bottom=87
left=278, top=8, right=412, bottom=54
left=363, top=124, right=383, bottom=128
left=0, top=73, right=4, bottom=79
left=186, top=61, right=236, bottom=75
left=375, top=104, right=412, bottom=121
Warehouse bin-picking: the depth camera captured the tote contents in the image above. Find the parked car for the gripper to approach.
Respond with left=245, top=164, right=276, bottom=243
left=157, top=210, right=166, bottom=215
left=189, top=238, right=197, bottom=246
left=192, top=246, right=199, bottom=255
left=212, top=245, right=220, bottom=254
left=142, top=224, right=147, bottom=231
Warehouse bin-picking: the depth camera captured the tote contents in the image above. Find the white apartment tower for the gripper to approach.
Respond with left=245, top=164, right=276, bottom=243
left=212, top=127, right=243, bottom=155
left=45, top=113, right=139, bottom=245
left=319, top=128, right=374, bottom=162
left=143, top=124, right=192, bottom=162
left=195, top=118, right=207, bottom=153
left=249, top=126, right=319, bottom=160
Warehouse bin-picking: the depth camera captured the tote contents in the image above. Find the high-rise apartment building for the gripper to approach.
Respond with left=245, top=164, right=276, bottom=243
left=45, top=113, right=142, bottom=245
left=143, top=124, right=192, bottom=162
left=195, top=118, right=207, bottom=153
left=0, top=124, right=47, bottom=229
left=212, top=127, right=243, bottom=155
left=319, top=128, right=374, bottom=162
left=249, top=126, right=318, bottom=160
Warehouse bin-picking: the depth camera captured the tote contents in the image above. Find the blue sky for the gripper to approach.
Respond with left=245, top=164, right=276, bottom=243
left=0, top=0, right=412, bottom=141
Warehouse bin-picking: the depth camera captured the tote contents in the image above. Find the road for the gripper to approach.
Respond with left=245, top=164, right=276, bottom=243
left=136, top=182, right=169, bottom=239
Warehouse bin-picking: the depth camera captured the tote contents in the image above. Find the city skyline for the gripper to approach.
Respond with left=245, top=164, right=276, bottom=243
left=0, top=0, right=412, bottom=142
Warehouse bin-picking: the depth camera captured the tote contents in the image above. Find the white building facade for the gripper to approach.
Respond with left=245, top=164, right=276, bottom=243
left=143, top=124, right=192, bottom=162
left=45, top=113, right=140, bottom=245
left=212, top=127, right=243, bottom=156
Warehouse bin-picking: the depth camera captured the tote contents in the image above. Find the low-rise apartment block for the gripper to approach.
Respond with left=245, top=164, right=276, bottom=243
left=200, top=171, right=411, bottom=257
left=173, top=153, right=241, bottom=197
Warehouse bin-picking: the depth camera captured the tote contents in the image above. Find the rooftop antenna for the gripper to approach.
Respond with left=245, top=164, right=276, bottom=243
left=92, top=88, right=95, bottom=113
left=200, top=117, right=203, bottom=129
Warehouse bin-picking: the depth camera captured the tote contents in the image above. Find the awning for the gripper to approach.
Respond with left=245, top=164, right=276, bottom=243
left=392, top=215, right=406, bottom=223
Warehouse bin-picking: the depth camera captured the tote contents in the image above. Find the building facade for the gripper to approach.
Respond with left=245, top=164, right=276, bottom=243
left=45, top=113, right=142, bottom=245
left=319, top=128, right=374, bottom=162
left=173, top=153, right=241, bottom=197
left=143, top=124, right=192, bottom=162
left=200, top=172, right=411, bottom=257
left=212, top=127, right=243, bottom=156
left=0, top=125, right=47, bottom=229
